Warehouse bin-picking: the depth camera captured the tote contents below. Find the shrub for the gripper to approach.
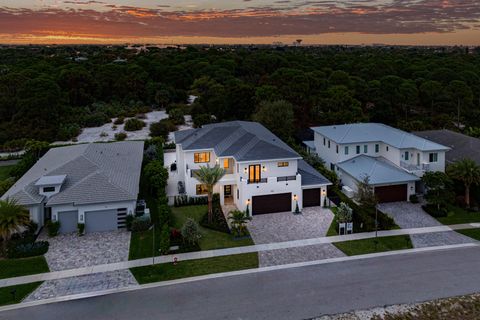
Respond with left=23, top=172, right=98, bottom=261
left=228, top=210, right=251, bottom=237
left=114, top=132, right=127, bottom=141
left=47, top=220, right=60, bottom=237
left=200, top=194, right=230, bottom=233
left=170, top=228, right=181, bottom=241
left=168, top=108, right=185, bottom=125
left=113, top=116, right=125, bottom=125
left=131, top=217, right=151, bottom=232
left=77, top=223, right=85, bottom=236
left=143, top=160, right=168, bottom=197
left=422, top=204, right=448, bottom=217
left=124, top=118, right=146, bottom=131
left=158, top=224, right=170, bottom=255
left=158, top=204, right=171, bottom=226
left=126, top=215, right=134, bottom=231
left=409, top=194, right=419, bottom=203
left=181, top=218, right=201, bottom=245
left=150, top=119, right=176, bottom=139
left=7, top=241, right=49, bottom=259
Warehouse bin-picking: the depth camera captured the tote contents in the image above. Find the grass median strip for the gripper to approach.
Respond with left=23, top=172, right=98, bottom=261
left=0, top=256, right=49, bottom=306
left=333, top=235, right=413, bottom=256
left=130, top=253, right=259, bottom=284
left=457, top=228, right=480, bottom=241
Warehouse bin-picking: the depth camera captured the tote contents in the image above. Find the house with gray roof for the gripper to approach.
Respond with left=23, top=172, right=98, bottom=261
left=168, top=121, right=331, bottom=215
left=311, top=123, right=449, bottom=203
left=2, top=141, right=144, bottom=234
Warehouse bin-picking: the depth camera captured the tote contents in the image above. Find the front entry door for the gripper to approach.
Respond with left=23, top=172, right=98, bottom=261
left=224, top=185, right=233, bottom=204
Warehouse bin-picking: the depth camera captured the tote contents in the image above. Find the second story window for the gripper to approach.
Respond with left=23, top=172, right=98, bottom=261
left=194, top=152, right=210, bottom=163
left=404, top=151, right=409, bottom=161
left=375, top=144, right=379, bottom=153
left=336, top=145, right=339, bottom=154
left=278, top=162, right=289, bottom=167
left=345, top=146, right=349, bottom=155
left=323, top=138, right=326, bottom=146
left=249, top=164, right=261, bottom=183
left=429, top=153, right=438, bottom=163
left=43, top=186, right=55, bottom=193
left=328, top=140, right=331, bottom=148
left=223, top=159, right=229, bottom=169
left=364, top=145, right=368, bottom=153
left=356, top=145, right=360, bottom=154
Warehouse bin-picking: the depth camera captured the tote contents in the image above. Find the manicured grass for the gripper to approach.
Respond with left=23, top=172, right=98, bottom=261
left=435, top=206, right=480, bottom=225
left=326, top=207, right=338, bottom=237
left=130, top=253, right=258, bottom=284
left=0, top=256, right=49, bottom=279
left=171, top=205, right=255, bottom=251
left=0, top=165, right=14, bottom=180
left=334, top=235, right=413, bottom=256
left=457, top=228, right=480, bottom=241
left=0, top=282, right=43, bottom=306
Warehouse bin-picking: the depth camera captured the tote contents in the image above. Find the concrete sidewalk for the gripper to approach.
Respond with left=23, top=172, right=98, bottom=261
left=1, top=223, right=479, bottom=289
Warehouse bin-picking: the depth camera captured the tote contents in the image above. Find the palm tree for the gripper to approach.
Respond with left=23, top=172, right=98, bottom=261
left=447, top=159, right=480, bottom=208
left=0, top=198, right=30, bottom=253
left=228, top=210, right=252, bottom=237
left=194, top=165, right=226, bottom=224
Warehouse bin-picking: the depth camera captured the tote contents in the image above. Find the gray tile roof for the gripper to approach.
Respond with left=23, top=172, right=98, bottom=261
left=413, top=129, right=480, bottom=165
left=174, top=121, right=300, bottom=162
left=298, top=160, right=331, bottom=187
left=337, top=155, right=420, bottom=185
left=311, top=123, right=450, bottom=152
left=2, top=141, right=144, bottom=206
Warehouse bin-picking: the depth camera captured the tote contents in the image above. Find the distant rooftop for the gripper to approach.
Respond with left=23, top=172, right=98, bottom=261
left=311, top=123, right=449, bottom=152
left=298, top=160, right=331, bottom=187
left=174, top=121, right=300, bottom=162
left=337, top=155, right=420, bottom=185
left=414, top=129, right=480, bottom=165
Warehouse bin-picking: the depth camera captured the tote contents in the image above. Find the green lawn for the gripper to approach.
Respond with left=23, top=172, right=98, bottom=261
left=0, top=256, right=49, bottom=306
left=435, top=206, right=480, bottom=225
left=457, top=228, right=480, bottom=241
left=326, top=207, right=338, bottom=237
left=0, top=165, right=14, bottom=180
left=130, top=253, right=258, bottom=284
left=334, top=235, right=413, bottom=256
left=0, top=256, right=49, bottom=279
left=171, top=205, right=255, bottom=251
left=0, top=283, right=43, bottom=306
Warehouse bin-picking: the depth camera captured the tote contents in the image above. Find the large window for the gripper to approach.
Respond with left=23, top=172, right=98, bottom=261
left=196, top=184, right=209, bottom=195
left=278, top=162, right=289, bottom=167
left=194, top=152, right=210, bottom=163
left=356, top=145, right=360, bottom=154
left=429, top=153, right=438, bottom=163
left=248, top=164, right=261, bottom=183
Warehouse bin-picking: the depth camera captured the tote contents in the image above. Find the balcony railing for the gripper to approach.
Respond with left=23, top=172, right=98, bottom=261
left=277, top=175, right=297, bottom=182
left=247, top=178, right=267, bottom=184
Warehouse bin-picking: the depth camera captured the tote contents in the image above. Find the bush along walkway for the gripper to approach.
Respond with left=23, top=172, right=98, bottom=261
left=1, top=222, right=479, bottom=291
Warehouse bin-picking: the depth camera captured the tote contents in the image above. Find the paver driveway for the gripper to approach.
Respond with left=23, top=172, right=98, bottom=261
left=248, top=207, right=345, bottom=267
left=378, top=202, right=474, bottom=248
left=24, top=230, right=137, bottom=302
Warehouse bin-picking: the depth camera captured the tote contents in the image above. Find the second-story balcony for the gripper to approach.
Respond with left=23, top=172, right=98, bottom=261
left=247, top=178, right=267, bottom=184
left=400, top=161, right=430, bottom=176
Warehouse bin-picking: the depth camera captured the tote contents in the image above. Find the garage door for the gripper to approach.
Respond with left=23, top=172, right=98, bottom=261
left=85, top=209, right=118, bottom=233
left=58, top=211, right=78, bottom=233
left=303, top=188, right=321, bottom=207
left=252, top=193, right=291, bottom=215
left=374, top=184, right=407, bottom=203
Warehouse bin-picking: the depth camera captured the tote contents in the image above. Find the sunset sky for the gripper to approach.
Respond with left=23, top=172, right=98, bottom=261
left=0, top=0, right=479, bottom=45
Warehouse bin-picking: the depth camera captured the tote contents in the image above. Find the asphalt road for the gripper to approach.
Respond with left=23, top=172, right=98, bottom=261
left=2, top=246, right=480, bottom=320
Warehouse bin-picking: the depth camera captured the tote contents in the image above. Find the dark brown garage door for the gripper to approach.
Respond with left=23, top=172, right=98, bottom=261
left=374, top=184, right=407, bottom=203
left=252, top=193, right=291, bottom=215
left=303, top=188, right=321, bottom=207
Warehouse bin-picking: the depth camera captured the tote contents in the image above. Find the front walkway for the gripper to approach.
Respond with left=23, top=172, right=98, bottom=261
left=248, top=207, right=345, bottom=266
left=378, top=202, right=474, bottom=248
left=24, top=230, right=137, bottom=301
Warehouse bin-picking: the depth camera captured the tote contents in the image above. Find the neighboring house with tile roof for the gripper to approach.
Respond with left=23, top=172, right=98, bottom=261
left=311, top=123, right=449, bottom=203
left=169, top=121, right=331, bottom=215
left=1, top=141, right=144, bottom=234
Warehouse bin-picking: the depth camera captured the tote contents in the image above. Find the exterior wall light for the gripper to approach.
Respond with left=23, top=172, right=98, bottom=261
left=293, top=194, right=297, bottom=201
left=80, top=214, right=84, bottom=222
left=262, top=166, right=266, bottom=172
left=244, top=168, right=248, bottom=174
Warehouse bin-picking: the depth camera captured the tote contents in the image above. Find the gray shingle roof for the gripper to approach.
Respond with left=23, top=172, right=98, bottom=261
left=337, top=155, right=420, bottom=185
left=174, top=121, right=300, bottom=161
left=2, top=141, right=144, bottom=206
left=298, top=160, right=331, bottom=187
left=413, top=129, right=480, bottom=165
left=311, top=123, right=450, bottom=152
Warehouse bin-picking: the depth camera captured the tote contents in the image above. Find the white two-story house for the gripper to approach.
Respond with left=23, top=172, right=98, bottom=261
left=167, top=121, right=331, bottom=215
left=310, top=123, right=450, bottom=202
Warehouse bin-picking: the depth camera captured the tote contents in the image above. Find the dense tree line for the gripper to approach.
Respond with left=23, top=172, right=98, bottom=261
left=0, top=45, right=479, bottom=148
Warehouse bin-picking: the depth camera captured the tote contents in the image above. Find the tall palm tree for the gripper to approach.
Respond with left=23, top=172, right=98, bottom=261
left=194, top=165, right=226, bottom=224
left=0, top=198, right=30, bottom=252
left=447, top=159, right=480, bottom=208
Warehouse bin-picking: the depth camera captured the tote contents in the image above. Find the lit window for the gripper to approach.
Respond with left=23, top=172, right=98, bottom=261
left=194, top=152, right=210, bottom=163
left=278, top=162, right=289, bottom=167
left=429, top=153, right=438, bottom=163
left=223, top=158, right=229, bottom=169
left=196, top=184, right=209, bottom=195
